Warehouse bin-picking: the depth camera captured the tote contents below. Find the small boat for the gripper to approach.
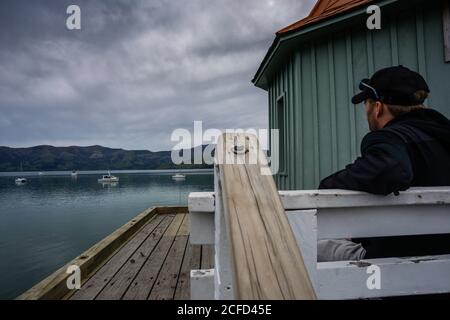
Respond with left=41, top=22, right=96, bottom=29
left=172, top=174, right=186, bottom=181
left=98, top=171, right=119, bottom=183
left=15, top=178, right=27, bottom=185
left=71, top=170, right=78, bottom=177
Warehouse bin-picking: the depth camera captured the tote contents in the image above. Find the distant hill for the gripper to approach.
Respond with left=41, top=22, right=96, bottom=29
left=0, top=145, right=213, bottom=172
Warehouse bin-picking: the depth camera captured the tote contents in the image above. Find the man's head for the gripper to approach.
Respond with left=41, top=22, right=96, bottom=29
left=352, top=66, right=430, bottom=131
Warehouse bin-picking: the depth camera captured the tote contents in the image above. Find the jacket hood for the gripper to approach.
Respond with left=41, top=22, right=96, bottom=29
left=386, top=108, right=450, bottom=146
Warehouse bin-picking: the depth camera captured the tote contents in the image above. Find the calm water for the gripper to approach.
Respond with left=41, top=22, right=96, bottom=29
left=0, top=170, right=213, bottom=299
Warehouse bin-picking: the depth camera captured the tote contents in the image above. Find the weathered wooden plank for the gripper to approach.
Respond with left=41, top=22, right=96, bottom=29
left=121, top=214, right=186, bottom=300
left=216, top=133, right=316, bottom=300
left=148, top=217, right=190, bottom=300
left=157, top=207, right=188, bottom=215
left=165, top=214, right=186, bottom=236
left=174, top=242, right=202, bottom=300
left=201, top=246, right=215, bottom=270
left=70, top=214, right=166, bottom=300
left=95, top=214, right=176, bottom=300
left=148, top=236, right=188, bottom=300
left=177, top=215, right=190, bottom=236
left=17, top=207, right=159, bottom=300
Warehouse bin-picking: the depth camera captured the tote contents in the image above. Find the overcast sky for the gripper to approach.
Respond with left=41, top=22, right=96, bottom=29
left=0, top=0, right=315, bottom=151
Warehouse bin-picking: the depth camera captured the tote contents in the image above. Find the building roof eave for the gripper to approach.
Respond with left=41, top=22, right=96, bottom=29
left=252, top=0, right=397, bottom=91
left=277, top=0, right=374, bottom=35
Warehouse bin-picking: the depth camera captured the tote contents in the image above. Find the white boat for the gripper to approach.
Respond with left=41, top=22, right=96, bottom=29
left=172, top=174, right=186, bottom=181
left=15, top=178, right=27, bottom=185
left=15, top=162, right=27, bottom=184
left=98, top=172, right=119, bottom=183
left=71, top=170, right=78, bottom=177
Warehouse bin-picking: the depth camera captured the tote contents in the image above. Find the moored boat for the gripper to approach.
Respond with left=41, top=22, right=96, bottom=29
left=98, top=171, right=119, bottom=183
left=15, top=178, right=27, bottom=185
left=172, top=174, right=186, bottom=181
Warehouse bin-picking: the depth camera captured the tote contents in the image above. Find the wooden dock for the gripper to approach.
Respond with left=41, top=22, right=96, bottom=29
left=18, top=208, right=214, bottom=300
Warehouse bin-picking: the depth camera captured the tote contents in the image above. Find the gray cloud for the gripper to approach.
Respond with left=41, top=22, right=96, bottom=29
left=0, top=0, right=315, bottom=151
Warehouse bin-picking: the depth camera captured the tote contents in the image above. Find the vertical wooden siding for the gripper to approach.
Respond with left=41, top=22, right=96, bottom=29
left=269, top=1, right=450, bottom=190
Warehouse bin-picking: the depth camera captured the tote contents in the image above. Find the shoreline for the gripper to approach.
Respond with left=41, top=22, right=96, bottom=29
left=0, top=168, right=214, bottom=177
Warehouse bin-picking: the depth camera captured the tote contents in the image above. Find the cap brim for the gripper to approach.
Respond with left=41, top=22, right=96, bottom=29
left=351, top=92, right=369, bottom=105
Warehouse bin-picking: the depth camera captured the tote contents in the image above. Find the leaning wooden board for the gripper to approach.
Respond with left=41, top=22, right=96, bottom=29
left=216, top=133, right=316, bottom=300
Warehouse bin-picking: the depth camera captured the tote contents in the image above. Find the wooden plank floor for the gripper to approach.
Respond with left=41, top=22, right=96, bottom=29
left=70, top=213, right=214, bottom=300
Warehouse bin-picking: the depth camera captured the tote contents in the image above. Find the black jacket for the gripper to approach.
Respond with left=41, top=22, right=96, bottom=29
left=319, top=108, right=450, bottom=195
left=319, top=109, right=450, bottom=258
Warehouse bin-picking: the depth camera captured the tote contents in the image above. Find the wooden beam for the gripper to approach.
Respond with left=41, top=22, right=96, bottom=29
left=156, top=206, right=188, bottom=215
left=201, top=246, right=215, bottom=270
left=216, top=133, right=316, bottom=300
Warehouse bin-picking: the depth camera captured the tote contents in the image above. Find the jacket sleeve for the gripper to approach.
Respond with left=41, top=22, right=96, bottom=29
left=319, top=135, right=414, bottom=195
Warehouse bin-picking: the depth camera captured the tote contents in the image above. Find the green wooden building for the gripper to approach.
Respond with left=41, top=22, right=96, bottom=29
left=253, top=0, right=450, bottom=190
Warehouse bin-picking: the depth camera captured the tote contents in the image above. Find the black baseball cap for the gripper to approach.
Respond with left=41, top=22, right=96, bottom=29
left=352, top=65, right=430, bottom=106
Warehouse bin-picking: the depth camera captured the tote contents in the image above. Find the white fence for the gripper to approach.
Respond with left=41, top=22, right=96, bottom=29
left=189, top=187, right=450, bottom=300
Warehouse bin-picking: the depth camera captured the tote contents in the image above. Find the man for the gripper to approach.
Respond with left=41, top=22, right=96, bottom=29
left=318, top=65, right=450, bottom=262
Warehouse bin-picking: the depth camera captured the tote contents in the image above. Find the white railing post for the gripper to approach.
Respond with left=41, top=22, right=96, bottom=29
left=287, top=210, right=319, bottom=293
left=188, top=192, right=215, bottom=300
left=189, top=192, right=215, bottom=245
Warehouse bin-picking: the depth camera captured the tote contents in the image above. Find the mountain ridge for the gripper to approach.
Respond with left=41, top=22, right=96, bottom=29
left=0, top=145, right=212, bottom=172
